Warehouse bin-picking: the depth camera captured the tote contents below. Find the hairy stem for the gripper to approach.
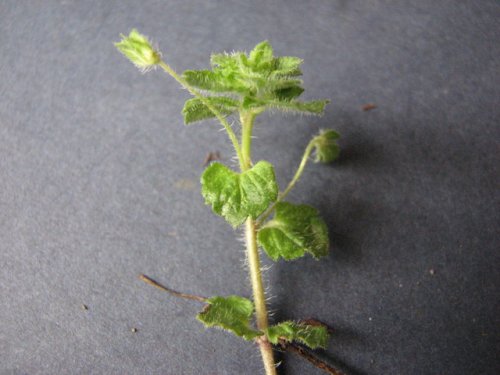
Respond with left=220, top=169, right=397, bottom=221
left=244, top=220, right=268, bottom=328
left=241, top=112, right=277, bottom=375
left=258, top=138, right=316, bottom=225
left=240, top=111, right=256, bottom=169
left=280, top=140, right=315, bottom=201
left=158, top=61, right=244, bottom=169
left=246, top=219, right=276, bottom=375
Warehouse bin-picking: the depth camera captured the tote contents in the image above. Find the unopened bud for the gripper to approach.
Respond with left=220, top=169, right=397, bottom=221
left=115, top=29, right=161, bottom=72
left=312, top=129, right=340, bottom=163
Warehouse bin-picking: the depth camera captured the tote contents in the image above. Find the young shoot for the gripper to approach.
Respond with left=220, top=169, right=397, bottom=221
left=115, top=29, right=341, bottom=375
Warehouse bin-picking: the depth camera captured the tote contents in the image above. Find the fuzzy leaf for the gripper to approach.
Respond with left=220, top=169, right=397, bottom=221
left=210, top=52, right=241, bottom=69
left=273, top=56, right=303, bottom=76
left=249, top=41, right=274, bottom=67
left=265, top=78, right=304, bottom=93
left=179, top=41, right=329, bottom=117
left=187, top=62, right=252, bottom=96
left=312, top=129, right=341, bottom=163
left=258, top=202, right=329, bottom=260
left=273, top=86, right=305, bottom=100
left=266, top=99, right=329, bottom=115
left=197, top=296, right=263, bottom=340
left=182, top=96, right=239, bottom=124
left=182, top=70, right=233, bottom=92
left=201, top=161, right=278, bottom=227
left=265, top=321, right=329, bottom=349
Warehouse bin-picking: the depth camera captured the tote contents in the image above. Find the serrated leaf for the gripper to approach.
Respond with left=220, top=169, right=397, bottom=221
left=266, top=99, right=329, bottom=115
left=201, top=161, right=278, bottom=227
left=273, top=56, right=303, bottom=76
left=265, top=321, right=329, bottom=349
left=197, top=296, right=263, bottom=340
left=210, top=52, right=242, bottom=69
left=258, top=202, right=329, bottom=260
left=273, top=86, right=305, bottom=100
left=312, top=129, right=341, bottom=163
left=241, top=96, right=265, bottom=110
left=182, top=70, right=233, bottom=92
left=182, top=96, right=239, bottom=124
left=180, top=41, right=329, bottom=114
left=249, top=41, right=274, bottom=67
left=266, top=78, right=304, bottom=92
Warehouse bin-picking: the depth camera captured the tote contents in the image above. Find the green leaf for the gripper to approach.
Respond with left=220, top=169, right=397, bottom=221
left=266, top=99, right=330, bottom=115
left=265, top=321, right=329, bottom=349
left=210, top=52, right=241, bottom=69
left=273, top=86, right=305, bottom=100
left=241, top=96, right=264, bottom=110
left=249, top=41, right=274, bottom=67
left=201, top=161, right=278, bottom=227
left=182, top=70, right=234, bottom=92
left=197, top=296, right=263, bottom=340
left=187, top=61, right=253, bottom=96
left=182, top=96, right=239, bottom=124
left=273, top=56, right=303, bottom=76
left=257, top=202, right=329, bottom=260
left=178, top=41, right=330, bottom=119
left=312, top=129, right=341, bottom=163
left=265, top=78, right=304, bottom=93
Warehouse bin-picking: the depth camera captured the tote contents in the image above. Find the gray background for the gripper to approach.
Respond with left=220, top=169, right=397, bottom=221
left=0, top=1, right=498, bottom=374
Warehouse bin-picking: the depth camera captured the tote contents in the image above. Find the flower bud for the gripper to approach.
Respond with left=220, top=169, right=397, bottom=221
left=312, top=129, right=340, bottom=163
left=115, top=29, right=161, bottom=71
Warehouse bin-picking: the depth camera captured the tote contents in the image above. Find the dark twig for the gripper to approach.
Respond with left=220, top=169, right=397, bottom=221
left=139, top=274, right=207, bottom=303
left=280, top=340, right=346, bottom=375
left=362, top=103, right=377, bottom=111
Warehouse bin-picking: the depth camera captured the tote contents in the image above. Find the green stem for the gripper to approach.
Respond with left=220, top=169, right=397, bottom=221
left=245, top=219, right=276, bottom=375
left=257, top=138, right=316, bottom=225
left=158, top=61, right=244, bottom=170
left=240, top=111, right=256, bottom=169
left=240, top=112, right=277, bottom=375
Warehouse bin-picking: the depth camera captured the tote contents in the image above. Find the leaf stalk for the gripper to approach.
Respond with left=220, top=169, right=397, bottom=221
left=258, top=138, right=316, bottom=225
left=158, top=61, right=244, bottom=170
left=139, top=274, right=207, bottom=303
left=240, top=110, right=256, bottom=169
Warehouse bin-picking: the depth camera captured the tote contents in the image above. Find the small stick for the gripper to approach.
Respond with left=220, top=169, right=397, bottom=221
left=139, top=274, right=207, bottom=303
left=280, top=340, right=346, bottom=375
left=362, top=103, right=377, bottom=111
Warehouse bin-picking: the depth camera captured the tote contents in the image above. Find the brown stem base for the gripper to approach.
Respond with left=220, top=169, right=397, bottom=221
left=279, top=340, right=346, bottom=375
left=139, top=275, right=344, bottom=374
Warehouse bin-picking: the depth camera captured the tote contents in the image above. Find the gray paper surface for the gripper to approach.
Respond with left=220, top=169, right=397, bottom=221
left=0, top=1, right=498, bottom=374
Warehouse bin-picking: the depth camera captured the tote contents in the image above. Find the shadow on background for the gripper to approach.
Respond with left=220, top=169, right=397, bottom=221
left=270, top=118, right=382, bottom=375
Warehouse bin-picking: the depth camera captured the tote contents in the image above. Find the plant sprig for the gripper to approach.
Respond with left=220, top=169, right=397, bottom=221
left=116, top=29, right=341, bottom=375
